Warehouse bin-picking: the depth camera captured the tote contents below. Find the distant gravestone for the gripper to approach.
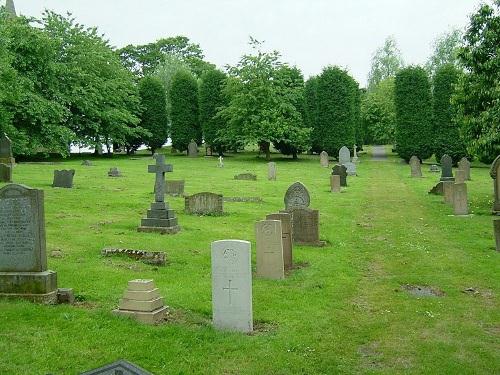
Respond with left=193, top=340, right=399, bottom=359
left=429, top=164, right=440, bottom=173
left=440, top=154, right=454, bottom=181
left=455, top=169, right=466, bottom=184
left=52, top=169, right=75, bottom=188
left=287, top=208, right=324, bottom=246
left=332, top=164, right=347, bottom=187
left=453, top=183, right=468, bottom=215
left=330, top=174, right=341, bottom=192
left=320, top=151, right=329, bottom=167
left=409, top=156, right=422, bottom=177
left=185, top=192, right=223, bottom=215
left=107, top=167, right=121, bottom=177
left=81, top=360, right=152, bottom=375
left=458, top=157, right=471, bottom=180
left=166, top=180, right=185, bottom=196
left=442, top=181, right=454, bottom=205
left=188, top=140, right=198, bottom=157
left=266, top=212, right=293, bottom=270
left=0, top=184, right=58, bottom=303
left=234, top=173, right=257, bottom=181
left=255, top=220, right=284, bottom=279
left=0, top=133, right=14, bottom=165
left=211, top=240, right=253, bottom=333
left=339, top=146, right=351, bottom=165
left=268, top=162, right=276, bottom=180
left=284, top=181, right=310, bottom=210
left=345, top=162, right=357, bottom=176
left=0, top=163, right=12, bottom=183
left=494, top=219, right=500, bottom=252
left=490, top=155, right=500, bottom=215
left=81, top=160, right=92, bottom=166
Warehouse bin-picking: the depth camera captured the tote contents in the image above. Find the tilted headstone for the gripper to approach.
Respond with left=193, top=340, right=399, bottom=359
left=286, top=208, right=324, bottom=246
left=330, top=174, right=341, bottom=192
left=266, top=212, right=293, bottom=270
left=338, top=146, right=351, bottom=165
left=440, top=154, right=454, bottom=181
left=458, top=157, right=471, bottom=180
left=0, top=184, right=58, bottom=303
left=0, top=133, right=15, bottom=165
left=185, top=192, right=223, bottom=215
left=52, top=169, right=75, bottom=188
left=352, top=144, right=359, bottom=163
left=409, top=156, right=422, bottom=177
left=490, top=155, right=500, bottom=215
left=284, top=181, right=310, bottom=210
left=188, top=140, right=198, bottom=157
left=107, top=167, right=121, bottom=177
left=268, top=162, right=276, bottom=180
left=442, top=181, right=454, bottom=205
left=255, top=220, right=284, bottom=279
left=428, top=181, right=443, bottom=195
left=234, top=173, right=257, bottom=181
left=494, top=219, right=500, bottom=252
left=211, top=240, right=253, bottom=333
left=81, top=360, right=153, bottom=375
left=0, top=163, right=12, bottom=183
left=320, top=151, right=329, bottom=167
left=453, top=183, right=468, bottom=215
left=166, top=180, right=185, bottom=196
left=332, top=164, right=347, bottom=187
left=455, top=169, right=466, bottom=184
left=138, top=154, right=180, bottom=234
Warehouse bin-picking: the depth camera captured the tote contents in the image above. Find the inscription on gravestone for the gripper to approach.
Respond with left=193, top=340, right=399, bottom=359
left=284, top=182, right=310, bottom=210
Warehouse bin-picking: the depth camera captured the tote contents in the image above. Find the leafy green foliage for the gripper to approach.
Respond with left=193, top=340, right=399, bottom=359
left=394, top=66, right=434, bottom=161
left=433, top=64, right=466, bottom=163
left=169, top=69, right=201, bottom=152
left=367, top=36, right=404, bottom=91
left=453, top=0, right=500, bottom=163
left=425, top=28, right=463, bottom=77
left=304, top=76, right=320, bottom=152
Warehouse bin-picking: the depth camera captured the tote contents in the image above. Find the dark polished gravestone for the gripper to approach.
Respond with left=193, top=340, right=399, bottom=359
left=52, top=169, right=75, bottom=188
left=185, top=192, right=223, bottom=215
left=332, top=164, right=347, bottom=187
left=0, top=133, right=15, bottom=165
left=0, top=163, right=12, bottom=183
left=137, top=154, right=180, bottom=234
left=80, top=360, right=153, bottom=375
left=490, top=155, right=500, bottom=215
left=0, top=184, right=58, bottom=303
left=440, top=154, right=454, bottom=182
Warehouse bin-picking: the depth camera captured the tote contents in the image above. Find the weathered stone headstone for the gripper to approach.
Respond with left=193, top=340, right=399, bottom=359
left=234, top=173, right=257, bottom=181
left=409, top=156, right=422, bottom=177
left=320, top=151, right=329, bottom=167
left=455, top=169, right=466, bottom=184
left=494, top=219, right=500, bottom=252
left=490, top=155, right=500, bottom=215
left=458, top=157, right=471, bottom=180
left=81, top=160, right=92, bottom=166
left=205, top=145, right=212, bottom=156
left=0, top=163, right=12, bottom=183
left=330, top=174, right=341, bottom=192
left=52, top=169, right=75, bottom=188
left=107, top=167, right=121, bottom=177
left=188, top=140, right=198, bottom=157
left=0, top=184, right=57, bottom=303
left=138, top=155, right=180, bottom=234
left=286, top=208, right=324, bottom=246
left=332, top=164, right=347, bottom=187
left=255, top=220, right=284, bottom=279
left=266, top=212, right=293, bottom=270
left=429, top=164, right=440, bottom=173
left=166, top=180, right=185, bottom=196
left=81, top=360, right=152, bottom=375
left=339, top=146, right=350, bottom=165
left=453, top=183, right=468, bottom=215
left=218, top=156, right=224, bottom=168
left=185, top=192, right=223, bottom=215
left=440, top=154, right=454, bottom=181
left=428, top=181, right=443, bottom=195
left=211, top=240, right=253, bottom=333
left=0, top=133, right=15, bottom=165
left=345, top=162, right=357, bottom=176
left=268, top=162, right=276, bottom=180
left=284, top=181, right=310, bottom=210
left=442, top=181, right=454, bottom=205
left=352, top=144, right=359, bottom=163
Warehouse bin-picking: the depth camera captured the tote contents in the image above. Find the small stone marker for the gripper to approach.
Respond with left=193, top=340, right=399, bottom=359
left=0, top=163, right=12, bottom=183
left=211, top=240, right=253, bottom=333
left=453, top=183, right=468, bottom=215
left=0, top=133, right=15, bottom=165
left=284, top=181, right=310, bottom=210
left=320, top=151, right=329, bottom=167
left=429, top=164, right=440, bottom=173
left=458, top=157, right=471, bottom=180
left=330, top=174, right=341, bottom=192
left=490, top=155, right=500, bottom=215
left=455, top=169, right=466, bottom=184
left=113, top=279, right=167, bottom=324
left=52, top=169, right=75, bottom=188
left=218, top=156, right=224, bottom=168
left=0, top=184, right=58, bottom=303
left=234, top=173, right=257, bottom=181
left=442, top=181, right=454, bottom=205
left=409, top=156, right=422, bottom=177
left=255, top=220, right=284, bottom=279
left=185, top=192, right=223, bottom=215
left=266, top=212, right=293, bottom=270
left=287, top=208, right=324, bottom=246
left=166, top=180, right=185, bottom=196
left=81, top=160, right=92, bottom=166
left=440, top=154, right=454, bottom=181
left=81, top=360, right=152, bottom=375
left=332, top=164, right=347, bottom=187
left=494, top=219, right=500, bottom=252
left=339, top=146, right=351, bottom=165
left=352, top=144, right=359, bottom=163
left=428, top=181, right=443, bottom=195
left=268, top=162, right=276, bottom=180
left=188, top=140, right=198, bottom=157
left=107, top=167, right=121, bottom=177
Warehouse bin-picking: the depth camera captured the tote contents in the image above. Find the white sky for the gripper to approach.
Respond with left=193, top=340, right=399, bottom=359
left=13, top=0, right=485, bottom=87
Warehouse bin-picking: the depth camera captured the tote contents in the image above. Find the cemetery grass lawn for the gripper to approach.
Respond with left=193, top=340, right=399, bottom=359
left=0, top=148, right=499, bottom=374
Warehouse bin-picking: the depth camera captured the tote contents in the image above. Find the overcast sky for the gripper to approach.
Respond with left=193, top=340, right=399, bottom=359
left=13, top=0, right=485, bottom=86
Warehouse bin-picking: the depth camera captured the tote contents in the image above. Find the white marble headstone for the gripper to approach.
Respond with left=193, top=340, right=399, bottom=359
left=339, top=146, right=351, bottom=165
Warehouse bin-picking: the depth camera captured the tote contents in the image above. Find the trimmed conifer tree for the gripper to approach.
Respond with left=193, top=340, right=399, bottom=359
left=394, top=66, right=434, bottom=161
left=170, top=69, right=201, bottom=152
left=304, top=76, right=320, bottom=153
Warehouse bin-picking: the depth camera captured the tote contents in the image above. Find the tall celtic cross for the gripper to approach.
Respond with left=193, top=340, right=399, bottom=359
left=148, top=154, right=173, bottom=203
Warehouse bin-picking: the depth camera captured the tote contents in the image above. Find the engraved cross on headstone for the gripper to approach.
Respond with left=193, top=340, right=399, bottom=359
left=148, top=154, right=173, bottom=203
left=222, top=279, right=238, bottom=305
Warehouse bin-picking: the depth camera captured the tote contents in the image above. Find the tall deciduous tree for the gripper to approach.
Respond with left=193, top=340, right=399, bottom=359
left=367, top=36, right=404, bottom=91
left=394, top=66, right=434, bottom=162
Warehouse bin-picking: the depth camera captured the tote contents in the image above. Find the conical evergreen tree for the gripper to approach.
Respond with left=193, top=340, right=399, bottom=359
left=5, top=0, right=16, bottom=17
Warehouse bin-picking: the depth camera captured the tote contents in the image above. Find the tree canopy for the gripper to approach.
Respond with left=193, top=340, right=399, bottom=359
left=367, top=36, right=404, bottom=91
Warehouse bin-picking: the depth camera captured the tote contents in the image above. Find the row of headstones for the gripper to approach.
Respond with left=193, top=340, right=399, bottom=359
left=320, top=145, right=358, bottom=175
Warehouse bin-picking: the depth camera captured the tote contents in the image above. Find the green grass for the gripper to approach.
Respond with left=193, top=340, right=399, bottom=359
left=0, top=147, right=498, bottom=374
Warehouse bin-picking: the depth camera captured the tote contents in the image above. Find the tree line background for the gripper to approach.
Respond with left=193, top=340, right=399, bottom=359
left=0, top=1, right=498, bottom=163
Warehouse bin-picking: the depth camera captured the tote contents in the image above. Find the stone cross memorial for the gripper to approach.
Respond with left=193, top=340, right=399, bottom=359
left=453, top=183, right=468, bottom=215
left=332, top=164, right=347, bottom=187
left=268, top=162, right=276, bottom=180
left=320, top=151, right=329, bottom=167
left=52, top=169, right=75, bottom=188
left=0, top=184, right=58, bottom=303
left=218, top=156, right=224, bottom=168
left=138, top=154, right=180, bottom=234
left=440, top=154, right=454, bottom=182
left=211, top=240, right=253, bottom=333
left=352, top=144, right=359, bottom=163
left=188, top=140, right=198, bottom=157
left=266, top=212, right=293, bottom=270
left=0, top=163, right=12, bottom=183
left=409, top=156, right=422, bottom=177
left=0, top=133, right=15, bottom=165
left=255, top=220, right=285, bottom=279
left=458, top=157, right=471, bottom=180
left=490, top=155, right=500, bottom=215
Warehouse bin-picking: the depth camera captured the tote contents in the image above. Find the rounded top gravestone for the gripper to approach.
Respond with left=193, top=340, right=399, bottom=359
left=284, top=182, right=310, bottom=210
left=339, top=146, right=351, bottom=165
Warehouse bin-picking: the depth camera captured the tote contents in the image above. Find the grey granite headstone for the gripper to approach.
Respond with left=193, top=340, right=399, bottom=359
left=490, top=155, right=500, bottom=215
left=345, top=161, right=357, bottom=176
left=0, top=163, right=12, bottom=183
left=286, top=208, right=324, bottom=247
left=266, top=212, right=293, bottom=270
left=234, top=173, right=257, bottom=181
left=339, top=146, right=350, bottom=165
left=166, top=180, right=185, bottom=196
left=188, top=140, right=198, bottom=157
left=494, top=219, right=500, bottom=252
left=107, top=167, right=121, bottom=177
left=332, top=164, right=347, bottom=187
left=320, top=151, right=329, bottom=167
left=409, top=156, right=422, bottom=177
left=440, top=154, right=454, bottom=181
left=453, top=183, right=468, bottom=215
left=284, top=181, right=310, bottom=210
left=0, top=184, right=57, bottom=303
left=458, top=157, right=471, bottom=180
left=255, top=220, right=284, bottom=279
left=81, top=360, right=152, bottom=375
left=185, top=192, right=223, bottom=215
left=0, top=133, right=14, bottom=165
left=52, top=169, right=75, bottom=188
left=268, top=162, right=276, bottom=180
